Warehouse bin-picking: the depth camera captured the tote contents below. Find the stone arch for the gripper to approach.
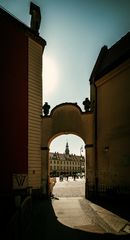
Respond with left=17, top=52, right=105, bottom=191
left=41, top=103, right=94, bottom=197
left=49, top=133, right=86, bottom=186
left=48, top=132, right=85, bottom=150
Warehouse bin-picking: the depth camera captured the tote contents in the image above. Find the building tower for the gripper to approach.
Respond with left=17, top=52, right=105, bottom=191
left=65, top=142, right=70, bottom=156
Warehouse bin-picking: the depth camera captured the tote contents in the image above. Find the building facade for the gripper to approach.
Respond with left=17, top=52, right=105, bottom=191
left=0, top=5, right=46, bottom=197
left=89, top=32, right=130, bottom=198
left=49, top=143, right=85, bottom=177
left=1, top=3, right=130, bottom=203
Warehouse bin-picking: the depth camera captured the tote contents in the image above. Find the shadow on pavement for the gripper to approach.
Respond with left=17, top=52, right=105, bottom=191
left=24, top=197, right=129, bottom=240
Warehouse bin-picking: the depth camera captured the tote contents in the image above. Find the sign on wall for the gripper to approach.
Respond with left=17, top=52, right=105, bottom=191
left=13, top=174, right=28, bottom=189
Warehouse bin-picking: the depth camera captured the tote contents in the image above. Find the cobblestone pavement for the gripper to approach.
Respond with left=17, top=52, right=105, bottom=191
left=52, top=177, right=130, bottom=236
left=24, top=177, right=129, bottom=239
left=52, top=197, right=106, bottom=234
left=52, top=177, right=107, bottom=234
left=53, top=176, right=85, bottom=197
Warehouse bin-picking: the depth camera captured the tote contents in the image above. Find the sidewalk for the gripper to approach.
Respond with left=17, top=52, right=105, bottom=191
left=84, top=198, right=130, bottom=234
left=23, top=196, right=130, bottom=240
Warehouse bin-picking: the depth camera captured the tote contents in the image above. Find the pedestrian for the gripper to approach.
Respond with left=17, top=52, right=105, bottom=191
left=73, top=174, right=76, bottom=181
left=59, top=175, right=63, bottom=181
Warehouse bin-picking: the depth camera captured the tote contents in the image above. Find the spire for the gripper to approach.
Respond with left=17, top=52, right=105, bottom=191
left=65, top=142, right=70, bottom=155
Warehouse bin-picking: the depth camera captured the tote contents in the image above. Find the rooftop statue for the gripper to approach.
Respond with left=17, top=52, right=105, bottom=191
left=82, top=97, right=91, bottom=112
left=42, top=102, right=51, bottom=116
left=30, top=2, right=41, bottom=34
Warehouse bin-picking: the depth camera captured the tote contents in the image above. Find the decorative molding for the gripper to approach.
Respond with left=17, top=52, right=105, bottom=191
left=95, top=59, right=130, bottom=87
left=41, top=146, right=49, bottom=150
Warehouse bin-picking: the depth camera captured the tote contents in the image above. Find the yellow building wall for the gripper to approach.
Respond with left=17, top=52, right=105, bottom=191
left=28, top=38, right=43, bottom=189
left=96, top=59, right=130, bottom=193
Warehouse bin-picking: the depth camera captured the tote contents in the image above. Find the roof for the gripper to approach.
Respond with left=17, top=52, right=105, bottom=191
left=0, top=5, right=46, bottom=48
left=49, top=152, right=85, bottom=161
left=89, top=32, right=130, bottom=83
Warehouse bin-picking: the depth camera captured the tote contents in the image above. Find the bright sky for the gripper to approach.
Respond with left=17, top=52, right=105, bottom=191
left=1, top=0, right=130, bottom=155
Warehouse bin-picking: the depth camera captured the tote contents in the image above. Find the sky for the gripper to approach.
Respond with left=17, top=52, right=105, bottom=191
left=1, top=0, right=130, bottom=155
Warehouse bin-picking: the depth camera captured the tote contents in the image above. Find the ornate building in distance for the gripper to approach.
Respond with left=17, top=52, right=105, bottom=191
left=49, top=143, right=85, bottom=177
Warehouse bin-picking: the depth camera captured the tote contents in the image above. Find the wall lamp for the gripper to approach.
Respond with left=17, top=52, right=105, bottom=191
left=104, top=146, right=109, bottom=152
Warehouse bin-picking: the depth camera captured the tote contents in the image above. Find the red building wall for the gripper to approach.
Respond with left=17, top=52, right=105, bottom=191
left=1, top=9, right=28, bottom=193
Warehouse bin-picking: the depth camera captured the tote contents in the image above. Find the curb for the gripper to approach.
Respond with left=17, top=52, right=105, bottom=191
left=88, top=200, right=130, bottom=234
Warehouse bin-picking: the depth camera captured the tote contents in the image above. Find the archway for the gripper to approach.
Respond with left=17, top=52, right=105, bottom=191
left=49, top=134, right=86, bottom=198
left=41, top=103, right=94, bottom=198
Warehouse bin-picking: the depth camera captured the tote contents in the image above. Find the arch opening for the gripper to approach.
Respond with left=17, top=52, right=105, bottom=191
left=41, top=103, right=94, bottom=198
left=49, top=134, right=86, bottom=198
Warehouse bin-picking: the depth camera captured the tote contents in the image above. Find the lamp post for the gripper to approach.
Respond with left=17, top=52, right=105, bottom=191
left=80, top=146, right=83, bottom=175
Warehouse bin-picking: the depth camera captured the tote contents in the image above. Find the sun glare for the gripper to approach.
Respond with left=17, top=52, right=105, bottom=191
left=42, top=55, right=59, bottom=98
